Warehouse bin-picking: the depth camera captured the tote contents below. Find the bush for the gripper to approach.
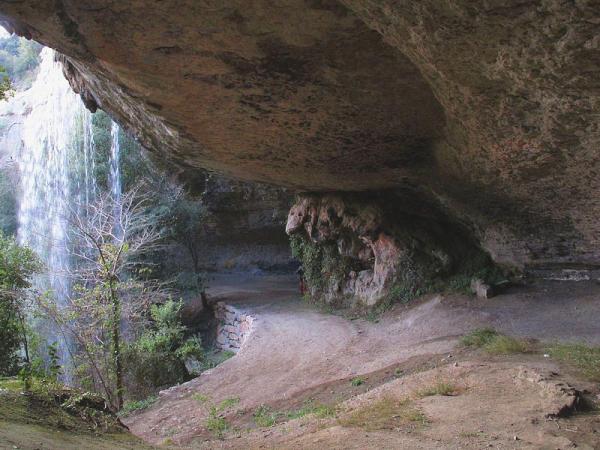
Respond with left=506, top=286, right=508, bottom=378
left=124, top=300, right=204, bottom=399
left=0, top=233, right=40, bottom=375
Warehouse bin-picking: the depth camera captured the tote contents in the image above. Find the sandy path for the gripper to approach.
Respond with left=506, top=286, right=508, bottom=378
left=125, top=275, right=600, bottom=446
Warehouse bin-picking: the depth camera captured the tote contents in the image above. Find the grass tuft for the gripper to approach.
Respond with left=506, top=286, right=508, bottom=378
left=461, top=328, right=530, bottom=354
left=547, top=343, right=600, bottom=382
left=339, top=397, right=426, bottom=431
left=253, top=405, right=279, bottom=427
left=218, top=397, right=240, bottom=411
left=416, top=381, right=457, bottom=398
left=205, top=406, right=229, bottom=438
left=484, top=335, right=530, bottom=354
left=460, top=328, right=499, bottom=347
left=118, top=395, right=158, bottom=417
left=287, top=400, right=336, bottom=420
left=192, top=393, right=210, bottom=404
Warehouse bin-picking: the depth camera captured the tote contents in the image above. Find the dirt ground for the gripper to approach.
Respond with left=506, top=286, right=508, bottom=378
left=123, top=275, right=600, bottom=449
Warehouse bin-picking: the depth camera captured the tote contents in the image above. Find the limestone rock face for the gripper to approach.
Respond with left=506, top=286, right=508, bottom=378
left=287, top=192, right=488, bottom=306
left=1, top=1, right=599, bottom=270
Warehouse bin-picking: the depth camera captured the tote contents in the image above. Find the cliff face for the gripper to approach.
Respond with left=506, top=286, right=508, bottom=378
left=1, top=1, right=599, bottom=303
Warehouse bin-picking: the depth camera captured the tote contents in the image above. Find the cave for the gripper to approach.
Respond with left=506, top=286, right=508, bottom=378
left=0, top=1, right=599, bottom=448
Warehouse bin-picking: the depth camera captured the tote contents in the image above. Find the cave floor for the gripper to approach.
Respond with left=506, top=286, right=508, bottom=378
left=115, top=277, right=600, bottom=448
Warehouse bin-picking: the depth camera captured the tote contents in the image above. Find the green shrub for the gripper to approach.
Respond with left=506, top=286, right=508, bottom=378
left=125, top=300, right=204, bottom=399
left=350, top=377, right=365, bottom=387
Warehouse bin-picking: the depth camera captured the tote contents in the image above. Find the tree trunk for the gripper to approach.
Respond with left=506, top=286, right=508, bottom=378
left=109, top=280, right=123, bottom=410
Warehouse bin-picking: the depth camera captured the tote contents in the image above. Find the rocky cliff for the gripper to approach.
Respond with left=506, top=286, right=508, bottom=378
left=1, top=1, right=598, bottom=305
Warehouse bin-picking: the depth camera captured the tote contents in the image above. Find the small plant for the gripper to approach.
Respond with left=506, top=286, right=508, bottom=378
left=416, top=381, right=457, bottom=398
left=47, top=342, right=62, bottom=383
left=547, top=343, right=600, bottom=382
left=205, top=405, right=229, bottom=438
left=339, top=397, right=427, bottom=431
left=287, top=400, right=336, bottom=420
left=461, top=328, right=530, bottom=355
left=192, top=393, right=210, bottom=404
left=350, top=377, right=365, bottom=387
left=460, top=328, right=499, bottom=348
left=118, top=395, right=158, bottom=417
left=218, top=397, right=240, bottom=411
left=253, top=404, right=278, bottom=427
left=484, top=335, right=530, bottom=354
left=394, top=368, right=404, bottom=378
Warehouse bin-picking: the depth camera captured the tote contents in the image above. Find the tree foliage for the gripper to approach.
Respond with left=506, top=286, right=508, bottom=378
left=0, top=232, right=40, bottom=375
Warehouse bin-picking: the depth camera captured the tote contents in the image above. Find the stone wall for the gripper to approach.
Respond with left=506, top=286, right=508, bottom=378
left=214, top=302, right=254, bottom=353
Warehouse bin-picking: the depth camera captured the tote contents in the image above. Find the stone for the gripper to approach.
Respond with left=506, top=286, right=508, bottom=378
left=470, top=278, right=494, bottom=300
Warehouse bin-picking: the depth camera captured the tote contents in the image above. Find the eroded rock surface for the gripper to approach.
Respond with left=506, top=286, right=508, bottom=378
left=0, top=0, right=599, bottom=272
left=286, top=192, right=493, bottom=305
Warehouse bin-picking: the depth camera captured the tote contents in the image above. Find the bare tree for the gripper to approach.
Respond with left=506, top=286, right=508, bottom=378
left=39, top=186, right=175, bottom=409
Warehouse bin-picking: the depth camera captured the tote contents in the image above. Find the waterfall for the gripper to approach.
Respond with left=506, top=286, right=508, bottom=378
left=0, top=47, right=98, bottom=380
left=109, top=120, right=123, bottom=238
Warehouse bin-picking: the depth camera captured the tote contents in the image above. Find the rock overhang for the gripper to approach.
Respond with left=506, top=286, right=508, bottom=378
left=0, top=0, right=599, bottom=268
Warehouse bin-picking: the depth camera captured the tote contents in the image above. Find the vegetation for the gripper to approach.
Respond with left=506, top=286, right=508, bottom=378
left=125, top=300, right=203, bottom=400
left=461, top=328, right=531, bottom=355
left=0, top=233, right=40, bottom=375
left=287, top=401, right=336, bottom=420
left=0, top=34, right=42, bottom=88
left=253, top=404, right=278, bottom=427
left=192, top=393, right=210, bottom=404
left=291, top=230, right=505, bottom=315
left=415, top=381, right=457, bottom=398
left=350, top=377, right=365, bottom=387
left=290, top=234, right=356, bottom=302
left=547, top=343, right=600, bottom=382
left=339, top=397, right=427, bottom=431
left=205, top=406, right=229, bottom=438
left=0, top=171, right=17, bottom=235
left=119, top=396, right=159, bottom=417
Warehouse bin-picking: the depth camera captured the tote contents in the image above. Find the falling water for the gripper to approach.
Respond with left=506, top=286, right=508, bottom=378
left=0, top=47, right=98, bottom=380
left=109, top=120, right=123, bottom=238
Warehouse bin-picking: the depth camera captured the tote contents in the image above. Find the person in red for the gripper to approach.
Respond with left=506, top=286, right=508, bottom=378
left=297, top=266, right=306, bottom=295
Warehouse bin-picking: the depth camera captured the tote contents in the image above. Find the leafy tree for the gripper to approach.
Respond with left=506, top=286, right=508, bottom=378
left=0, top=233, right=40, bottom=375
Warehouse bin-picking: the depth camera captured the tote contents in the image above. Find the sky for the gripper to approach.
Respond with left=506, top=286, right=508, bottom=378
left=0, top=26, right=10, bottom=39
